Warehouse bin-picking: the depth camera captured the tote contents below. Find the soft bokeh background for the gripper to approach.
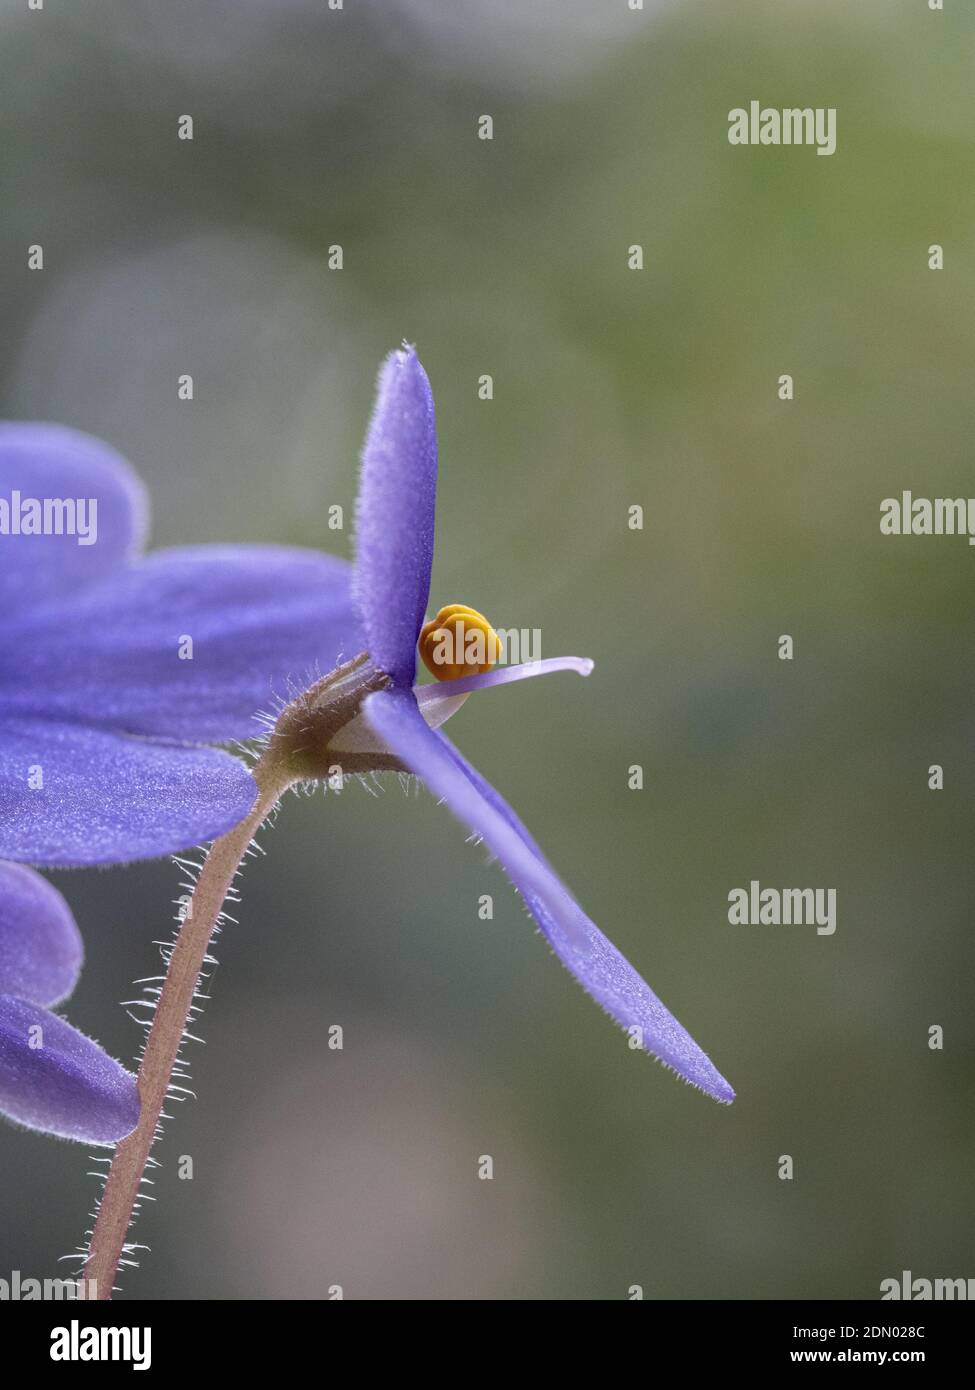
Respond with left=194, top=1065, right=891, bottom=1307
left=2, top=0, right=973, bottom=1299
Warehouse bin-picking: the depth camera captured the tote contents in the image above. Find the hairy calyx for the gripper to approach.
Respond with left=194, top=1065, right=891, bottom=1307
left=267, top=653, right=405, bottom=779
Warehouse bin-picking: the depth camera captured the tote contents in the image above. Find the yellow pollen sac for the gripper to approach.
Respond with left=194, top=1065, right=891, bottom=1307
left=418, top=604, right=502, bottom=682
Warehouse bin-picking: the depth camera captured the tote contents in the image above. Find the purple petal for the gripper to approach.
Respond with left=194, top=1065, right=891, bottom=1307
left=0, top=718, right=257, bottom=867
left=0, top=861, right=83, bottom=1005
left=415, top=656, right=595, bottom=702
left=363, top=688, right=735, bottom=1103
left=353, top=346, right=438, bottom=687
left=0, top=995, right=139, bottom=1144
left=0, top=423, right=148, bottom=617
left=1, top=546, right=362, bottom=742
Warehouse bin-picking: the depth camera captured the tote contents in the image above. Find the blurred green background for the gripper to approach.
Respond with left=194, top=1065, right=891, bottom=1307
left=1, top=0, right=973, bottom=1299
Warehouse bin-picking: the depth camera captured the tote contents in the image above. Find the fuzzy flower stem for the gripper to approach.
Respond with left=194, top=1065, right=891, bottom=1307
left=82, top=751, right=290, bottom=1298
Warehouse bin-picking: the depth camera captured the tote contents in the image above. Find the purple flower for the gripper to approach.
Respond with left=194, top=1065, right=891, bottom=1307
left=342, top=347, right=734, bottom=1103
left=0, top=860, right=138, bottom=1143
left=0, top=422, right=361, bottom=1140
left=0, top=422, right=361, bottom=865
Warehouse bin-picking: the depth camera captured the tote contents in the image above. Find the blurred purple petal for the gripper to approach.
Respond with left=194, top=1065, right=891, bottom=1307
left=0, top=719, right=256, bottom=866
left=0, top=861, right=83, bottom=1005
left=363, top=688, right=734, bottom=1103
left=0, top=995, right=139, bottom=1144
left=0, top=423, right=148, bottom=615
left=2, top=546, right=362, bottom=742
left=353, top=346, right=438, bottom=687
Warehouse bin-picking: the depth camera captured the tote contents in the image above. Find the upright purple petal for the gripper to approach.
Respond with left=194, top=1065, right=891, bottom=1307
left=363, top=688, right=734, bottom=1103
left=1, top=547, right=362, bottom=742
left=0, top=719, right=257, bottom=867
left=0, top=995, right=139, bottom=1144
left=0, top=424, right=148, bottom=616
left=353, top=346, right=438, bottom=687
left=0, top=861, right=83, bottom=1006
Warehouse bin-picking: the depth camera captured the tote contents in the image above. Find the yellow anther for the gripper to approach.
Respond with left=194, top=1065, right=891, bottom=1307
left=418, top=603, right=502, bottom=682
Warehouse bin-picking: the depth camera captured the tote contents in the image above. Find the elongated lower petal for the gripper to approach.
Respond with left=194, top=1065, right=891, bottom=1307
left=0, top=719, right=257, bottom=866
left=0, top=861, right=83, bottom=1005
left=1, top=546, right=361, bottom=743
left=0, top=995, right=139, bottom=1144
left=363, top=688, right=734, bottom=1103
